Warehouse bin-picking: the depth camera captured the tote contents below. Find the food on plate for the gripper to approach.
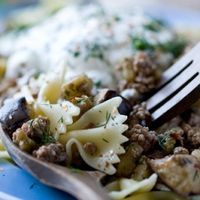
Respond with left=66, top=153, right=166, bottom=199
left=0, top=3, right=199, bottom=200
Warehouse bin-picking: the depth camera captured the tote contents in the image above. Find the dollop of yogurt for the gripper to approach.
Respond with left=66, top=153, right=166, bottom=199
left=0, top=4, right=177, bottom=86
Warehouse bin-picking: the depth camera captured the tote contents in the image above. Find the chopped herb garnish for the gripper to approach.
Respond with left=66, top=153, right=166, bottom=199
left=73, top=51, right=80, bottom=57
left=94, top=80, right=102, bottom=88
left=157, top=133, right=171, bottom=149
left=193, top=170, right=199, bottom=181
left=33, top=72, right=40, bottom=79
left=11, top=24, right=31, bottom=32
left=68, top=48, right=81, bottom=58
left=85, top=43, right=105, bottom=61
left=58, top=116, right=64, bottom=123
left=76, top=96, right=87, bottom=104
left=29, top=119, right=34, bottom=129
left=96, top=111, right=111, bottom=128
left=131, top=35, right=154, bottom=51
left=159, top=38, right=186, bottom=57
left=102, top=138, right=109, bottom=143
left=84, top=42, right=111, bottom=65
left=104, top=111, right=111, bottom=128
left=143, top=19, right=164, bottom=32
left=145, top=18, right=166, bottom=30
left=111, top=115, right=116, bottom=120
left=131, top=33, right=186, bottom=57
left=114, top=15, right=121, bottom=21
left=41, top=126, right=56, bottom=145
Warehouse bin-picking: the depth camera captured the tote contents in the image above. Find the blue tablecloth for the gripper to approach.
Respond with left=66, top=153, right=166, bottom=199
left=0, top=159, right=76, bottom=200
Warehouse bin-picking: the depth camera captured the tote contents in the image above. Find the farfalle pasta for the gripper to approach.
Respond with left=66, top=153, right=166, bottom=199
left=38, top=101, right=80, bottom=138
left=107, top=174, right=158, bottom=199
left=37, top=62, right=66, bottom=103
left=59, top=97, right=128, bottom=174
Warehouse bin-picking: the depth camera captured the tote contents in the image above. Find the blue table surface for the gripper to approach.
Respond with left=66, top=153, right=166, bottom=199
left=0, top=159, right=76, bottom=200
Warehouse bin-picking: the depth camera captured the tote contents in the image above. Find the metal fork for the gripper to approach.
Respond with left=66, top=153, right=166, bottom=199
left=147, top=42, right=200, bottom=129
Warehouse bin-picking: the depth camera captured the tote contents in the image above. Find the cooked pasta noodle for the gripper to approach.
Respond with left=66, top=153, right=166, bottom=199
left=59, top=97, right=128, bottom=174
left=108, top=173, right=158, bottom=200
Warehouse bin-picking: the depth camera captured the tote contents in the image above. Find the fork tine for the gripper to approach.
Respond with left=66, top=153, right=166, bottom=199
left=149, top=75, right=200, bottom=129
left=146, top=65, right=198, bottom=111
left=147, top=43, right=200, bottom=112
left=160, top=42, right=200, bottom=86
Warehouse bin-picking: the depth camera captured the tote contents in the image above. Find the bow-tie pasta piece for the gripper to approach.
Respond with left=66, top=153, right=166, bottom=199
left=59, top=97, right=128, bottom=174
left=38, top=101, right=80, bottom=138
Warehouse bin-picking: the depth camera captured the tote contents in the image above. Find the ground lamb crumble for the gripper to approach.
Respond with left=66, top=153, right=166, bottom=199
left=117, top=52, right=161, bottom=94
left=33, top=143, right=67, bottom=163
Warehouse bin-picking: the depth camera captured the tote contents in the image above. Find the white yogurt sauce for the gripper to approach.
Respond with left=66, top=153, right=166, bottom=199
left=0, top=4, right=177, bottom=86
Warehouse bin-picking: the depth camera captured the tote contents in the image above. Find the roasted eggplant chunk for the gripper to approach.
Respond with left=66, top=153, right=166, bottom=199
left=0, top=97, right=29, bottom=136
left=95, top=89, right=132, bottom=115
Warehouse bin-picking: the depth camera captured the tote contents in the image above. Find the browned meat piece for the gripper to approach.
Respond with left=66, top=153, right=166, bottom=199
left=83, top=142, right=97, bottom=156
left=147, top=150, right=167, bottom=159
left=12, top=116, right=55, bottom=153
left=128, top=102, right=152, bottom=127
left=33, top=143, right=66, bottom=163
left=181, top=122, right=200, bottom=148
left=158, top=116, right=182, bottom=133
left=129, top=124, right=157, bottom=152
left=173, top=146, right=189, bottom=155
left=186, top=127, right=200, bottom=148
left=187, top=109, right=200, bottom=127
left=22, top=116, right=50, bottom=143
left=70, top=145, right=85, bottom=168
left=12, top=128, right=37, bottom=152
left=117, top=52, right=160, bottom=94
left=131, top=155, right=152, bottom=181
left=157, top=127, right=184, bottom=153
left=116, top=143, right=143, bottom=177
left=178, top=108, right=200, bottom=148
left=149, top=154, right=200, bottom=195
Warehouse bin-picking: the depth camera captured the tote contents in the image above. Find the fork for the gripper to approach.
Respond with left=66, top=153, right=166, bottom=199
left=146, top=42, right=200, bottom=129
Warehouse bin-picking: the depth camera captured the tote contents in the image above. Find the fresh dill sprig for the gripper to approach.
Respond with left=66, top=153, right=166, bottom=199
left=41, top=132, right=56, bottom=145
left=157, top=132, right=171, bottom=149
left=57, top=116, right=64, bottom=123
left=102, top=138, right=109, bottom=143
left=96, top=111, right=111, bottom=128
left=193, top=170, right=199, bottom=181
left=94, top=81, right=102, bottom=88
left=76, top=96, right=87, bottom=104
